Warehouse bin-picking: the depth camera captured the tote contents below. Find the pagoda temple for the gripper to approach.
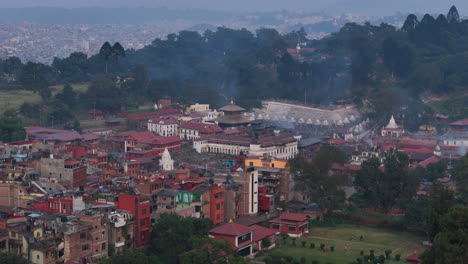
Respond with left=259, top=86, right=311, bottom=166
left=215, top=98, right=251, bottom=128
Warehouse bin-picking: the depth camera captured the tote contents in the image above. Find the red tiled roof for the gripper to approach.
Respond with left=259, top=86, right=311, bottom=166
left=258, top=133, right=296, bottom=147
left=403, top=147, right=434, bottom=154
left=406, top=253, right=421, bottom=262
left=450, top=118, right=468, bottom=126
left=419, top=156, right=440, bottom=168
left=209, top=223, right=251, bottom=236
left=279, top=212, right=309, bottom=222
left=180, top=122, right=222, bottom=133
left=330, top=138, right=345, bottom=145
left=25, top=126, right=83, bottom=142
left=249, top=225, right=277, bottom=242
left=81, top=133, right=99, bottom=141
left=437, top=177, right=452, bottom=184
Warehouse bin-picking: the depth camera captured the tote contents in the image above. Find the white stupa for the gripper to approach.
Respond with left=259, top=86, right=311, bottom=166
left=160, top=148, right=174, bottom=171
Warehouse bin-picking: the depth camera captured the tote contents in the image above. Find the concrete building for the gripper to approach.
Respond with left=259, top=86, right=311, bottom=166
left=194, top=134, right=299, bottom=159
left=148, top=118, right=179, bottom=137
left=38, top=157, right=87, bottom=188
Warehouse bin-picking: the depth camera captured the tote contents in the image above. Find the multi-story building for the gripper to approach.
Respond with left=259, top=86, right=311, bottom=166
left=237, top=170, right=259, bottom=216
left=194, top=134, right=299, bottom=159
left=148, top=117, right=179, bottom=137
left=116, top=194, right=151, bottom=248
left=210, top=186, right=225, bottom=225
left=107, top=210, right=133, bottom=253
left=179, top=122, right=223, bottom=140
left=38, top=158, right=87, bottom=188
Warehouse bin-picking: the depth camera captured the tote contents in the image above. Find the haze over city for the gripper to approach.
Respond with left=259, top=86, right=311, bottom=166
left=1, top=0, right=468, bottom=15
left=0, top=1, right=466, bottom=264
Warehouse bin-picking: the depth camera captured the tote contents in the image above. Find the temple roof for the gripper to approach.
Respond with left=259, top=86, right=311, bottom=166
left=219, top=99, right=246, bottom=112
left=214, top=114, right=251, bottom=125
left=386, top=115, right=399, bottom=129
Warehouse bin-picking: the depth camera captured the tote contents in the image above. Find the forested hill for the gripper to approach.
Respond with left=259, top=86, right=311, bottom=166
left=0, top=5, right=467, bottom=132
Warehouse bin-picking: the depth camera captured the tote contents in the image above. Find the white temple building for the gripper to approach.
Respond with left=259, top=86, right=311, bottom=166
left=160, top=148, right=174, bottom=171
left=381, top=115, right=404, bottom=137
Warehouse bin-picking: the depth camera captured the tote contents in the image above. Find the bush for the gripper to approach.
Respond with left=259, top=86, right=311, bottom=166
left=301, top=241, right=306, bottom=247
left=356, top=258, right=363, bottom=264
left=264, top=256, right=273, bottom=264
left=330, top=246, right=334, bottom=252
left=285, top=256, right=294, bottom=263
left=311, top=261, right=319, bottom=264
left=370, top=249, right=375, bottom=255
left=292, top=238, right=296, bottom=246
left=300, top=257, right=306, bottom=264
left=310, top=242, right=315, bottom=248
left=320, top=243, right=325, bottom=249
left=378, top=255, right=386, bottom=263
left=385, top=249, right=392, bottom=259
left=395, top=254, right=401, bottom=261
left=360, top=250, right=364, bottom=256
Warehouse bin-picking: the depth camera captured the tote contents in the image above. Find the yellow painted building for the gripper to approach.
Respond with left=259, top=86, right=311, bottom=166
left=244, top=157, right=288, bottom=169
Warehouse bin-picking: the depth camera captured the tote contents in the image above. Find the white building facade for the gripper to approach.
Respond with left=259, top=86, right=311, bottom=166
left=148, top=118, right=179, bottom=137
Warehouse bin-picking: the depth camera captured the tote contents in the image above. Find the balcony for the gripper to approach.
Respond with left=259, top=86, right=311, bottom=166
left=115, top=242, right=125, bottom=248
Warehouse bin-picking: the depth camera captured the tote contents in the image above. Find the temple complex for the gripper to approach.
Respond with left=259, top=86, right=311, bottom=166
left=215, top=99, right=251, bottom=128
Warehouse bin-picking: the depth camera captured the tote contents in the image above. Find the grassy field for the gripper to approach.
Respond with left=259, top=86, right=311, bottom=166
left=260, top=224, right=425, bottom=264
left=0, top=90, right=41, bottom=113
left=0, top=83, right=90, bottom=113
left=49, top=82, right=90, bottom=95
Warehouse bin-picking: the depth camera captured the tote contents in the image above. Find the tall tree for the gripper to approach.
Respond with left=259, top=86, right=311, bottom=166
left=447, top=5, right=460, bottom=23
left=99, top=42, right=113, bottom=73
left=353, top=151, right=419, bottom=213
left=112, top=42, right=126, bottom=60
left=422, top=205, right=468, bottom=264
left=402, top=14, right=419, bottom=32
left=0, top=117, right=25, bottom=142
left=55, top=84, right=77, bottom=109
left=292, top=147, right=347, bottom=211
left=424, top=184, right=455, bottom=241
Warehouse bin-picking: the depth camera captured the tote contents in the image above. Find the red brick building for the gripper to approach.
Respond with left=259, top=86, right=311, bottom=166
left=269, top=213, right=309, bottom=237
left=209, top=186, right=225, bottom=225
left=116, top=194, right=151, bottom=247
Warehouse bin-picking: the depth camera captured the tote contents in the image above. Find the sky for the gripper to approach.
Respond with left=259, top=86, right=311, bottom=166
left=0, top=0, right=467, bottom=16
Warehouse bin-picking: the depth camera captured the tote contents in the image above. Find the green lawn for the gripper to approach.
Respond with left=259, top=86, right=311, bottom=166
left=260, top=224, right=425, bottom=264
left=0, top=83, right=90, bottom=113
left=0, top=90, right=41, bottom=113
left=50, top=82, right=90, bottom=95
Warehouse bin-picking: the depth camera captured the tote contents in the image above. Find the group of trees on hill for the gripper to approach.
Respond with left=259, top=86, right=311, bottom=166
left=0, top=5, right=467, bottom=134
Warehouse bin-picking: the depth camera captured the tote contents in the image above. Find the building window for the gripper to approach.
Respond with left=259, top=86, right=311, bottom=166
left=140, top=219, right=146, bottom=226
left=271, top=163, right=275, bottom=168
left=102, top=243, right=106, bottom=250
left=288, top=226, right=296, bottom=231
left=80, top=232, right=86, bottom=239
left=82, top=245, right=89, bottom=251
left=237, top=232, right=252, bottom=244
left=37, top=255, right=40, bottom=260
left=142, top=209, right=147, bottom=215
left=249, top=162, right=253, bottom=166
left=216, top=214, right=220, bottom=220
left=272, top=224, right=280, bottom=229
left=216, top=203, right=221, bottom=210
